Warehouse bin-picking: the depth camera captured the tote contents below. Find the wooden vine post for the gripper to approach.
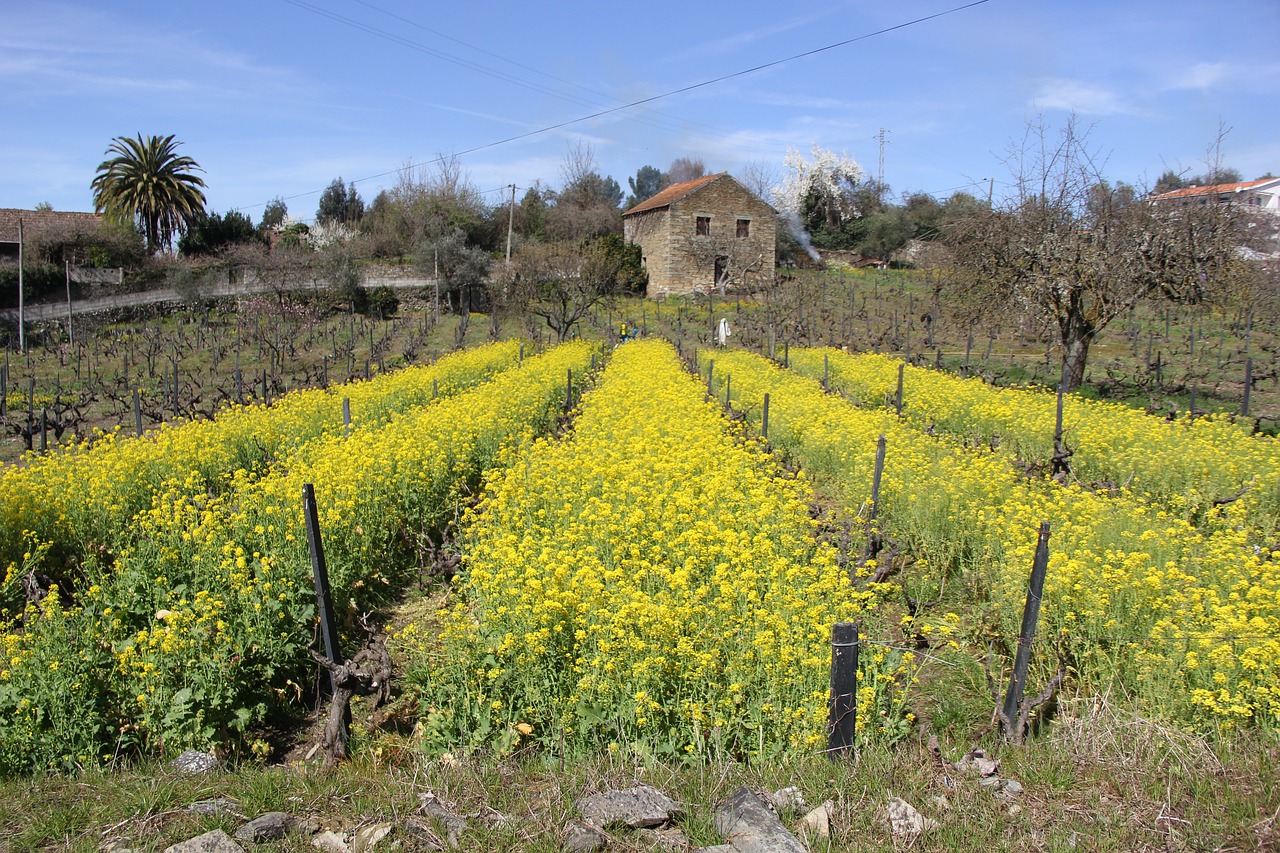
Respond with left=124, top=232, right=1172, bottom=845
left=1051, top=382, right=1071, bottom=478
left=302, top=483, right=392, bottom=764
left=303, top=483, right=343, bottom=691
left=1243, top=357, right=1253, bottom=417
left=895, top=363, right=904, bottom=416
left=827, top=621, right=860, bottom=758
left=999, top=521, right=1061, bottom=744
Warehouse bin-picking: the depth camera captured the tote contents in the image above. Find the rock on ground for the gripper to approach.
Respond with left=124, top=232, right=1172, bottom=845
left=235, top=812, right=313, bottom=842
left=886, top=797, right=938, bottom=836
left=561, top=819, right=608, bottom=852
left=712, top=787, right=807, bottom=853
left=311, top=830, right=348, bottom=853
left=169, top=751, right=220, bottom=776
left=576, top=783, right=682, bottom=830
left=797, top=801, right=833, bottom=843
left=351, top=822, right=393, bottom=853
left=163, top=829, right=245, bottom=853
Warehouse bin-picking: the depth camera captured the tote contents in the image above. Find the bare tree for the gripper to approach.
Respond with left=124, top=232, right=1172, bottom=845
left=507, top=238, right=638, bottom=341
left=946, top=115, right=1246, bottom=391
left=362, top=155, right=487, bottom=254
left=739, top=160, right=779, bottom=205
left=689, top=228, right=772, bottom=296
left=224, top=241, right=316, bottom=307
left=548, top=142, right=623, bottom=241
left=668, top=156, right=707, bottom=185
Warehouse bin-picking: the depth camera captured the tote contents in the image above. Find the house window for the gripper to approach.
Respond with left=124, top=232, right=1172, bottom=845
left=736, top=218, right=750, bottom=238
left=696, top=216, right=710, bottom=236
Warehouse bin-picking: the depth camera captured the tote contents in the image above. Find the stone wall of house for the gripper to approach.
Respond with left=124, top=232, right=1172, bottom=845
left=623, top=208, right=672, bottom=295
left=624, top=176, right=776, bottom=298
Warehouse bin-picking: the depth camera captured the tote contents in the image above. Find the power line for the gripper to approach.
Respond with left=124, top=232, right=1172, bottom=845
left=283, top=0, right=606, bottom=111
left=918, top=181, right=985, bottom=197
left=251, top=0, right=994, bottom=211
left=345, top=0, right=737, bottom=141
left=284, top=0, right=747, bottom=146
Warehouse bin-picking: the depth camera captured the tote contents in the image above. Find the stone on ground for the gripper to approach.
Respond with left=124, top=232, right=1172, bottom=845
left=712, top=786, right=806, bottom=853
left=576, top=783, right=682, bottom=830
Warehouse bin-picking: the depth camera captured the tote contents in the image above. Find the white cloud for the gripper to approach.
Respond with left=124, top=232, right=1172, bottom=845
left=1162, top=59, right=1280, bottom=93
left=1030, top=78, right=1139, bottom=116
left=0, top=4, right=307, bottom=103
left=1168, top=61, right=1235, bottom=90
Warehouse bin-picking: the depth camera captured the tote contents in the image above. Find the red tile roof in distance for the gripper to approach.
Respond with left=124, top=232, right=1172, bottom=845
left=623, top=173, right=724, bottom=216
left=1149, top=178, right=1274, bottom=201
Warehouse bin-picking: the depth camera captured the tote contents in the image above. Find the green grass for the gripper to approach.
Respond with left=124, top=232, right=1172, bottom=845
left=1, top=715, right=1274, bottom=852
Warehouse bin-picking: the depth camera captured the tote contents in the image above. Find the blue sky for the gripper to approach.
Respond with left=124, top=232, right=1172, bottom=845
left=3, top=0, right=1278, bottom=221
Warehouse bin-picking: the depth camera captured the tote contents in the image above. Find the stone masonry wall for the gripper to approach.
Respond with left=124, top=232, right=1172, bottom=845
left=624, top=176, right=775, bottom=299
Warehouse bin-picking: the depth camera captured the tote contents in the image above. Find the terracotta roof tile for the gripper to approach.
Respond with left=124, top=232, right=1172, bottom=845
left=623, top=173, right=724, bottom=216
left=1149, top=178, right=1276, bottom=201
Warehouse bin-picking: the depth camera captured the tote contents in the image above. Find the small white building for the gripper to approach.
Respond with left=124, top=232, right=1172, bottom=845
left=1150, top=177, right=1280, bottom=214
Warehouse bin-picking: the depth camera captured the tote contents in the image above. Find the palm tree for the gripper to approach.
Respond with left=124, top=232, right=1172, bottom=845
left=91, top=134, right=208, bottom=254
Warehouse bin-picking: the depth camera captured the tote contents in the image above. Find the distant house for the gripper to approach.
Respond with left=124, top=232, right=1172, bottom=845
left=1149, top=177, right=1280, bottom=214
left=0, top=208, right=104, bottom=261
left=623, top=173, right=776, bottom=298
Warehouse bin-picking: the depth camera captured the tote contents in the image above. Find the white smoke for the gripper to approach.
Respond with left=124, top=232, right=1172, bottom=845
left=781, top=210, right=821, bottom=262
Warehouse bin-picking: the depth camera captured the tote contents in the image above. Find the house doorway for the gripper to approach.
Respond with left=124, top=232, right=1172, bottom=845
left=714, top=255, right=728, bottom=292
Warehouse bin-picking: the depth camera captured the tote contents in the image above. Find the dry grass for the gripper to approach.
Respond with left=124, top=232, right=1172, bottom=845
left=1, top=695, right=1275, bottom=852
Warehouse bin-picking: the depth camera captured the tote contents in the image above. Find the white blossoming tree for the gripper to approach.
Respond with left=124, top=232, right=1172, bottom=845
left=773, top=145, right=867, bottom=232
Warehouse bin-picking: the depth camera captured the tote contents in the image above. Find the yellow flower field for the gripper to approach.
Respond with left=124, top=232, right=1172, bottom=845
left=413, top=339, right=912, bottom=760
left=3, top=330, right=1276, bottom=776
left=704, top=348, right=1280, bottom=732
left=0, top=341, right=522, bottom=588
left=787, top=348, right=1280, bottom=533
left=0, top=342, right=594, bottom=773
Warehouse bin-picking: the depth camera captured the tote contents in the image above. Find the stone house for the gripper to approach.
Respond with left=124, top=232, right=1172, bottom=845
left=0, top=208, right=103, bottom=261
left=622, top=173, right=775, bottom=298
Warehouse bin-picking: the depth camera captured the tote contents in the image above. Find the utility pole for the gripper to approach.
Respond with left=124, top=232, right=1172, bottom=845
left=65, top=258, right=74, bottom=348
left=505, top=183, right=516, bottom=265
left=877, top=128, right=890, bottom=203
left=433, top=247, right=440, bottom=324
left=984, top=176, right=995, bottom=207
left=16, top=217, right=24, bottom=353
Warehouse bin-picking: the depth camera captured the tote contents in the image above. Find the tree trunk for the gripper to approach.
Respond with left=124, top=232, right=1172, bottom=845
left=1059, top=309, right=1094, bottom=392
